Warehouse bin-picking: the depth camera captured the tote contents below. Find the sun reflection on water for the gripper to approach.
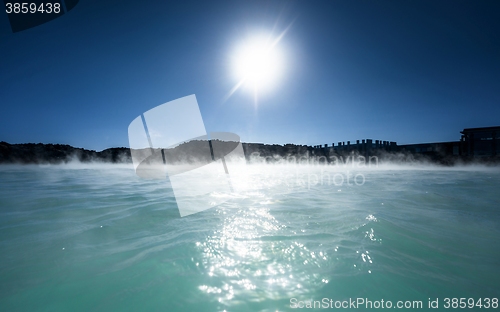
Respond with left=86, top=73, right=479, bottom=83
left=190, top=165, right=384, bottom=309
left=195, top=200, right=333, bottom=306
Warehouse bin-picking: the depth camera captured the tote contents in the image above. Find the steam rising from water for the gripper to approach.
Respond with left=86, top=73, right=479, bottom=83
left=0, top=162, right=499, bottom=311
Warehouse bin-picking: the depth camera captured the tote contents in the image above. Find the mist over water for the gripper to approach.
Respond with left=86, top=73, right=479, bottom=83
left=0, top=163, right=499, bottom=311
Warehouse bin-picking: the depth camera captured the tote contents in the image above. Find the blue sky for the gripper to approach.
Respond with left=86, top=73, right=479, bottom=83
left=1, top=0, right=499, bottom=151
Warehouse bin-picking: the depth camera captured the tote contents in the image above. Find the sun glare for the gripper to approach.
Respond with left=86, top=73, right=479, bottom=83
left=232, top=35, right=284, bottom=93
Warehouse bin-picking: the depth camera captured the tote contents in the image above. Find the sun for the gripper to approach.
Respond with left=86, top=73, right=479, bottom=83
left=232, top=35, right=284, bottom=93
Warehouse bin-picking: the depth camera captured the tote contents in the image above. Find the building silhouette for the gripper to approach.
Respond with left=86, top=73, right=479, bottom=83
left=460, top=126, right=499, bottom=157
left=311, top=126, right=500, bottom=160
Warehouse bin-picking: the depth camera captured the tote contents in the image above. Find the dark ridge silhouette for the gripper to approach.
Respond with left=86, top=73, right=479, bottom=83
left=0, top=141, right=131, bottom=164
left=0, top=140, right=499, bottom=166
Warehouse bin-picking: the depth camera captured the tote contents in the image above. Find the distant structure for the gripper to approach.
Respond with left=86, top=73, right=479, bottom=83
left=330, top=140, right=396, bottom=157
left=398, top=141, right=460, bottom=158
left=311, top=126, right=500, bottom=160
left=310, top=140, right=398, bottom=162
left=1, top=126, right=499, bottom=165
left=460, top=126, right=499, bottom=157
left=399, top=126, right=500, bottom=159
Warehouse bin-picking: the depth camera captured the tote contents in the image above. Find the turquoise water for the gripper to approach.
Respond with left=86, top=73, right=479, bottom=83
left=0, top=164, right=499, bottom=311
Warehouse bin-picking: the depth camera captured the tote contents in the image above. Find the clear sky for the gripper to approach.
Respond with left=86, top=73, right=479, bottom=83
left=1, top=0, right=499, bottom=151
